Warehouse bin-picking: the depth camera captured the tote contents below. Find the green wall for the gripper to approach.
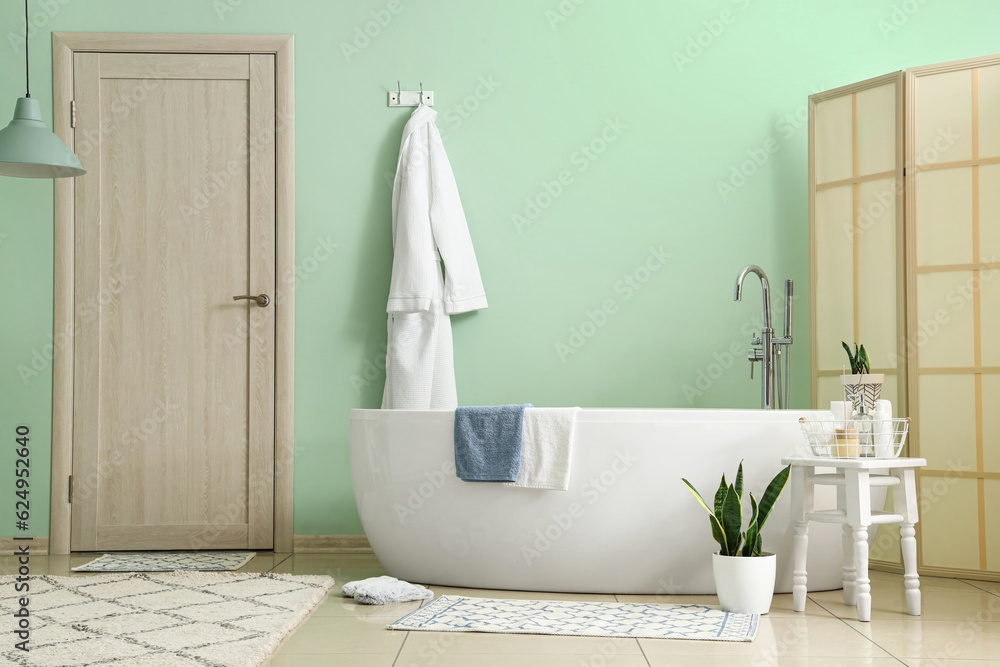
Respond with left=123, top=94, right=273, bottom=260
left=2, top=0, right=998, bottom=538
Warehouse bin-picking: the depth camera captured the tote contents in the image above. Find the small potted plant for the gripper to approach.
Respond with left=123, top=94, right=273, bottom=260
left=682, top=462, right=790, bottom=614
left=841, top=342, right=884, bottom=412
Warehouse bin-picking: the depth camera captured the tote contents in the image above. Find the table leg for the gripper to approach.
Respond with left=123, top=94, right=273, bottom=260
left=894, top=467, right=922, bottom=618
left=793, top=521, right=809, bottom=612
left=788, top=464, right=813, bottom=613
left=842, top=524, right=856, bottom=606
left=854, top=526, right=871, bottom=622
left=901, top=522, right=921, bottom=616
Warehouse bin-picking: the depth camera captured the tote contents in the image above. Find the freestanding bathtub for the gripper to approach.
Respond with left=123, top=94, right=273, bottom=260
left=350, top=408, right=869, bottom=594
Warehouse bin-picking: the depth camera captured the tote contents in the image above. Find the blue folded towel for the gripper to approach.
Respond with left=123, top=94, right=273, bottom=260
left=454, top=405, right=532, bottom=482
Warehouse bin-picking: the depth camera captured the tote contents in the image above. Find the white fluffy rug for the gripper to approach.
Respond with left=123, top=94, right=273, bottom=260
left=0, top=572, right=333, bottom=666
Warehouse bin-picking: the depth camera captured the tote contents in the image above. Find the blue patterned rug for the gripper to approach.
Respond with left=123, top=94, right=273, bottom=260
left=72, top=552, right=256, bottom=572
left=388, top=596, right=759, bottom=641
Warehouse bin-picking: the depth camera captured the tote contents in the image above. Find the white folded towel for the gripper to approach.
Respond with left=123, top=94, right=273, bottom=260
left=802, top=411, right=837, bottom=456
left=506, top=407, right=579, bottom=491
left=829, top=401, right=852, bottom=429
left=342, top=576, right=433, bottom=605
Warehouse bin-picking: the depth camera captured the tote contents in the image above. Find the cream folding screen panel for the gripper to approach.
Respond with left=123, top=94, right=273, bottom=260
left=810, top=73, right=908, bottom=568
left=810, top=73, right=907, bottom=417
left=906, top=56, right=1000, bottom=577
left=811, top=54, right=1000, bottom=581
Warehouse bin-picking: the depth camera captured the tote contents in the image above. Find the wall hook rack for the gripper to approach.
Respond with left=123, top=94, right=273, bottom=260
left=388, top=81, right=434, bottom=107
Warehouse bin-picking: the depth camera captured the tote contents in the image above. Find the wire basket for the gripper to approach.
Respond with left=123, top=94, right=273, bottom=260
left=798, top=417, right=910, bottom=459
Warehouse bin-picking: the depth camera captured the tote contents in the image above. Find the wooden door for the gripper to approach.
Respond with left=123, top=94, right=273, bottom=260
left=69, top=53, right=277, bottom=551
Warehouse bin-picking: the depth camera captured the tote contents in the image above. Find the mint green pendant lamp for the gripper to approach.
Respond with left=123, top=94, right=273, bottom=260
left=0, top=0, right=85, bottom=178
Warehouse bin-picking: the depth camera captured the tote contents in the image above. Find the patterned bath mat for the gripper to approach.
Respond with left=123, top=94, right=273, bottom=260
left=73, top=552, right=255, bottom=572
left=0, top=572, right=333, bottom=666
left=389, top=596, right=759, bottom=642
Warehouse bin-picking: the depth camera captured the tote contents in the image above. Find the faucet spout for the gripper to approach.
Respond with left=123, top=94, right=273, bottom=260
left=734, top=264, right=772, bottom=331
left=734, top=264, right=776, bottom=409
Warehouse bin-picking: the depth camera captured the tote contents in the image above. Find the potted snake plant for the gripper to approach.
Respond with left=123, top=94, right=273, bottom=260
left=841, top=342, right=884, bottom=412
left=682, top=462, right=790, bottom=614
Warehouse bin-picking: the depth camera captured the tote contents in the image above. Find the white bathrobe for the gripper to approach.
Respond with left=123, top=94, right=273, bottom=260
left=381, top=104, right=487, bottom=409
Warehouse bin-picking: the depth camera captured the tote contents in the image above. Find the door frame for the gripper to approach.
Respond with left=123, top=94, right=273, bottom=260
left=50, top=33, right=295, bottom=555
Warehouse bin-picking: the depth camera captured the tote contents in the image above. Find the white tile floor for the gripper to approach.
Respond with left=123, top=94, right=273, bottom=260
left=4, top=553, right=1000, bottom=666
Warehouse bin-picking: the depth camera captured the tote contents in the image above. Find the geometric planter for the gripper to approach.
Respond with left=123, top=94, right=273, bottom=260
left=841, top=373, right=884, bottom=413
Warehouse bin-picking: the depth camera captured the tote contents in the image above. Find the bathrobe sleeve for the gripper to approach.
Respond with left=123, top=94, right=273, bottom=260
left=386, top=122, right=437, bottom=314
left=427, top=122, right=488, bottom=315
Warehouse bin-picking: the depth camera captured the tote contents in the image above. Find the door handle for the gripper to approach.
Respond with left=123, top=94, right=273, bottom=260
left=233, top=294, right=270, bottom=307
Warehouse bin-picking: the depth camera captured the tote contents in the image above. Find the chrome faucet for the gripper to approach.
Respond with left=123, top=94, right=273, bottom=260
left=734, top=265, right=793, bottom=409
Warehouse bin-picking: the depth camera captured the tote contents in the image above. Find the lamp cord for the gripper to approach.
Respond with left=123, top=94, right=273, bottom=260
left=24, top=0, right=30, bottom=97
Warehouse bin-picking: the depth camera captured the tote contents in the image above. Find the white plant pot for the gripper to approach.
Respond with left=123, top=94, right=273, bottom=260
left=712, top=552, right=776, bottom=614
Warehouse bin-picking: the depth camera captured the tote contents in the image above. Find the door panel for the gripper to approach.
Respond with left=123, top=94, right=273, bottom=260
left=70, top=52, right=276, bottom=551
left=248, top=54, right=276, bottom=549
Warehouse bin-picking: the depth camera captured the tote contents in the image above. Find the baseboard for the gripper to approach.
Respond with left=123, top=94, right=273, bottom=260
left=293, top=535, right=372, bottom=554
left=0, top=537, right=49, bottom=555
left=870, top=561, right=904, bottom=575
left=4, top=535, right=373, bottom=557
left=871, top=559, right=1000, bottom=583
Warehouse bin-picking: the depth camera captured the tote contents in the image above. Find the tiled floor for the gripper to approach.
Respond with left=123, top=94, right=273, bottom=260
left=4, top=553, right=1000, bottom=666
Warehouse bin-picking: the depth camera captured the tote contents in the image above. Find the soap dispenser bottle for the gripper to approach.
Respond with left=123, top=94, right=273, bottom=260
left=852, top=401, right=876, bottom=457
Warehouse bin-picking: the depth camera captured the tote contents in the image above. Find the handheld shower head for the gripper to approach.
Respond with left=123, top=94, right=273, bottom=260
left=784, top=278, right=793, bottom=338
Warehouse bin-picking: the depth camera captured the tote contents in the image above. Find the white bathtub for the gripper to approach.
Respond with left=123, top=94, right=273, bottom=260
left=350, top=408, right=863, bottom=594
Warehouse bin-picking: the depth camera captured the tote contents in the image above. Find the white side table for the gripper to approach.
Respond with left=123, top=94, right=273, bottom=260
left=781, top=456, right=926, bottom=622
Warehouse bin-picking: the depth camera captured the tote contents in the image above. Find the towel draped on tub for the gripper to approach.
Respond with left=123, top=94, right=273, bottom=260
left=506, top=407, right=579, bottom=491
left=454, top=405, right=531, bottom=482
